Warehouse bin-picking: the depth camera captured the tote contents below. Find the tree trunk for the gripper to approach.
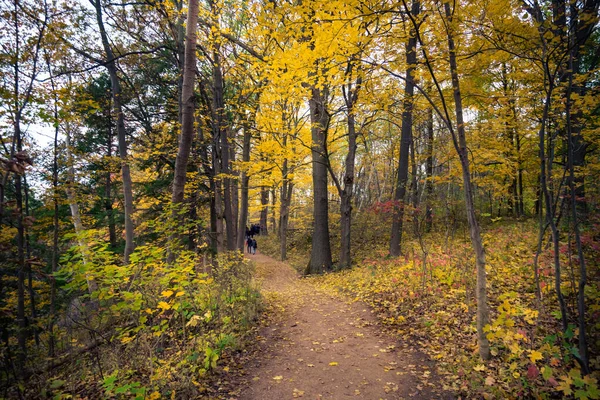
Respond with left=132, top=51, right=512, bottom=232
left=105, top=128, right=117, bottom=249
left=260, top=187, right=269, bottom=235
left=48, top=67, right=60, bottom=358
left=338, top=73, right=361, bottom=269
left=279, top=176, right=292, bottom=261
left=444, top=2, right=490, bottom=361
left=230, top=140, right=239, bottom=247
left=212, top=44, right=236, bottom=250
left=424, top=107, right=434, bottom=232
left=270, top=187, right=277, bottom=234
left=237, top=123, right=252, bottom=250
left=93, top=0, right=135, bottom=263
left=307, top=86, right=332, bottom=274
left=171, top=0, right=199, bottom=207
left=65, top=125, right=98, bottom=294
left=14, top=118, right=27, bottom=371
left=389, top=0, right=419, bottom=257
left=565, top=48, right=590, bottom=375
left=410, top=135, right=419, bottom=235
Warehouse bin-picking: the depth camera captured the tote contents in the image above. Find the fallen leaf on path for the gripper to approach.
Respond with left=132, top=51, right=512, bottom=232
left=329, top=362, right=338, bottom=366
left=273, top=376, right=283, bottom=382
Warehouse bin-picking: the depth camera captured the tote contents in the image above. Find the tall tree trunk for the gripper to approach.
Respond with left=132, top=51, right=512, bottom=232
left=390, top=0, right=419, bottom=257
left=260, top=187, right=269, bottom=235
left=424, top=107, right=434, bottom=232
left=338, top=73, right=361, bottom=269
left=176, top=0, right=185, bottom=124
left=279, top=138, right=293, bottom=261
left=270, top=187, right=277, bottom=234
left=237, top=123, right=252, bottom=250
left=565, top=47, right=590, bottom=375
left=105, top=127, right=117, bottom=249
left=279, top=177, right=290, bottom=261
left=212, top=44, right=235, bottom=250
left=14, top=118, right=27, bottom=371
left=230, top=141, right=239, bottom=247
left=172, top=0, right=199, bottom=204
left=444, top=2, right=490, bottom=361
left=197, top=110, right=220, bottom=253
left=93, top=0, right=135, bottom=263
left=23, top=176, right=38, bottom=346
left=410, top=135, right=419, bottom=235
left=307, top=86, right=332, bottom=274
left=48, top=64, right=59, bottom=358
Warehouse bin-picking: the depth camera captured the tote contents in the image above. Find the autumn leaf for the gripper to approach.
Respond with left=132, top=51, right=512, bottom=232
left=527, top=364, right=540, bottom=380
left=528, top=350, right=543, bottom=363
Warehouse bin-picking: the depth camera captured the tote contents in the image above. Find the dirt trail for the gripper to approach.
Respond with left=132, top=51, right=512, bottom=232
left=231, top=252, right=450, bottom=400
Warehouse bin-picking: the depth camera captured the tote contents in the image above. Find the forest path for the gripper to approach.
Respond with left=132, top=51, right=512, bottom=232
left=229, top=252, right=450, bottom=400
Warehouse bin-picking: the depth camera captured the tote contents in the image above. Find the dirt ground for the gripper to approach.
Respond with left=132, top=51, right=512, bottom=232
left=219, top=252, right=452, bottom=400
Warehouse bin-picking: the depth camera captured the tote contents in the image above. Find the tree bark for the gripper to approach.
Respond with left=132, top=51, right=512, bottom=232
left=444, top=1, right=490, bottom=361
left=390, top=0, right=419, bottom=257
left=260, top=186, right=269, bottom=235
left=237, top=123, right=252, bottom=250
left=338, top=73, right=361, bottom=269
left=171, top=0, right=199, bottom=207
left=230, top=139, right=239, bottom=247
left=307, top=86, right=332, bottom=274
left=105, top=127, right=117, bottom=249
left=424, top=107, right=434, bottom=232
left=93, top=0, right=135, bottom=263
left=211, top=43, right=235, bottom=250
left=65, top=124, right=98, bottom=294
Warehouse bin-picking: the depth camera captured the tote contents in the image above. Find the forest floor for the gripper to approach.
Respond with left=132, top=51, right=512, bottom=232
left=213, top=252, right=452, bottom=399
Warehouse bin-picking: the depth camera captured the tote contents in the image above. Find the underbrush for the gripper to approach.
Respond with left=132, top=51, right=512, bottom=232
left=309, top=221, right=600, bottom=398
left=2, top=230, right=261, bottom=399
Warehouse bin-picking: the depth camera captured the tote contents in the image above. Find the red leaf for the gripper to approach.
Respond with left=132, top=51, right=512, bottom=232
left=527, top=364, right=539, bottom=380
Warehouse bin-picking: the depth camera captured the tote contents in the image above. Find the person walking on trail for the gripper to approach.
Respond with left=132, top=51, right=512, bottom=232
left=246, top=236, right=253, bottom=254
left=251, top=238, right=257, bottom=254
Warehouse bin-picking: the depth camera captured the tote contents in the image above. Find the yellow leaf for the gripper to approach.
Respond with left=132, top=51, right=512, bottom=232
left=158, top=301, right=171, bottom=311
left=186, top=315, right=201, bottom=327
left=175, top=291, right=185, bottom=297
left=120, top=336, right=134, bottom=344
left=273, top=375, right=283, bottom=381
left=148, top=391, right=161, bottom=400
left=528, top=350, right=543, bottom=363
left=473, top=364, right=486, bottom=371
left=161, top=290, right=174, bottom=297
left=329, top=362, right=338, bottom=366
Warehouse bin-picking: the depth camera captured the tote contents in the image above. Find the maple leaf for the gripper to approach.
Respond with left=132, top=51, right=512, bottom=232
left=528, top=350, right=543, bottom=363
